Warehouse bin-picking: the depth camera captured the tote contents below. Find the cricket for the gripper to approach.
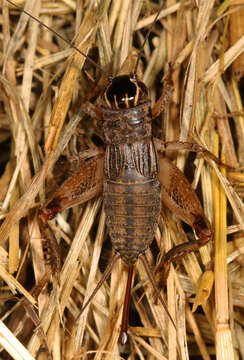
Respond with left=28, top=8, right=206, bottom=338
left=0, top=1, right=243, bottom=359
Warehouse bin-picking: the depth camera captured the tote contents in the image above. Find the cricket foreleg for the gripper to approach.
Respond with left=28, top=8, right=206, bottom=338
left=151, top=77, right=174, bottom=118
left=156, top=156, right=212, bottom=285
left=81, top=101, right=103, bottom=121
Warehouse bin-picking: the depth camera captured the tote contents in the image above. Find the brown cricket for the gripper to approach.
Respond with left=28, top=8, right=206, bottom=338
left=39, top=52, right=214, bottom=344
left=40, top=70, right=215, bottom=345
left=6, top=0, right=228, bottom=350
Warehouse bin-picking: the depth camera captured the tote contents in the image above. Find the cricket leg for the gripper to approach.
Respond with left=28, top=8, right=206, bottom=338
left=81, top=101, right=102, bottom=121
left=39, top=151, right=104, bottom=281
left=154, top=137, right=234, bottom=169
left=40, top=151, right=104, bottom=222
left=156, top=155, right=212, bottom=285
left=151, top=76, right=174, bottom=118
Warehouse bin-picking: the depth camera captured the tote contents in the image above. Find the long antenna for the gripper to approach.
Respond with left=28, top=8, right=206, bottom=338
left=133, top=4, right=164, bottom=78
left=7, top=0, right=164, bottom=81
left=6, top=0, right=110, bottom=79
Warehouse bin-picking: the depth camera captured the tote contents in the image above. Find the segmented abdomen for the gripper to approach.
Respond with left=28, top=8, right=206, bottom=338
left=104, top=174, right=161, bottom=264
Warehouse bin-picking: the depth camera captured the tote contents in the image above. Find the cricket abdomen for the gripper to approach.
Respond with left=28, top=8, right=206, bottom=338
left=104, top=169, right=161, bottom=265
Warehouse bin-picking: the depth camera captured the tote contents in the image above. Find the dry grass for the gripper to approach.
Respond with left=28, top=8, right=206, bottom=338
left=0, top=0, right=243, bottom=359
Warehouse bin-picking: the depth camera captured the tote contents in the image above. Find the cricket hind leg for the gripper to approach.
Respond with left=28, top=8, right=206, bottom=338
left=39, top=151, right=104, bottom=281
left=155, top=220, right=211, bottom=285
left=140, top=255, right=176, bottom=329
left=156, top=155, right=213, bottom=285
left=40, top=150, right=104, bottom=222
left=76, top=253, right=120, bottom=319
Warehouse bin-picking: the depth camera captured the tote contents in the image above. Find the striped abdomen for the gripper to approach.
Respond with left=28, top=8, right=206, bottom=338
left=103, top=139, right=161, bottom=264
left=104, top=175, right=161, bottom=264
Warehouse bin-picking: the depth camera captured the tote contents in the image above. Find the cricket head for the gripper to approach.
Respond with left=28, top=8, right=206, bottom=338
left=102, top=74, right=149, bottom=110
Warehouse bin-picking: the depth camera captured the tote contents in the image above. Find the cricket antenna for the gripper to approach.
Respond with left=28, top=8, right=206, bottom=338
left=133, top=5, right=163, bottom=79
left=6, top=0, right=111, bottom=80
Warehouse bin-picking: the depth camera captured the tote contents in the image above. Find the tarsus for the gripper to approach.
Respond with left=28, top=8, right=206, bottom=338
left=76, top=253, right=120, bottom=321
left=140, top=254, right=176, bottom=331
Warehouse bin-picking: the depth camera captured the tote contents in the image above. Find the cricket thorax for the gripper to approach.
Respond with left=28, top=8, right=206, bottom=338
left=104, top=141, right=159, bottom=180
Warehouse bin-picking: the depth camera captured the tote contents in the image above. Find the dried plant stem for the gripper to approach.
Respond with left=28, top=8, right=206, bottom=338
left=213, top=133, right=235, bottom=360
left=0, top=1, right=243, bottom=359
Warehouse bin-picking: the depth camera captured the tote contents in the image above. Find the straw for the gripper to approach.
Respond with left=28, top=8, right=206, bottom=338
left=0, top=1, right=243, bottom=359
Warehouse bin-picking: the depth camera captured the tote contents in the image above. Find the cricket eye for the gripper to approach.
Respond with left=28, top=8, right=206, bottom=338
left=104, top=75, right=148, bottom=109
